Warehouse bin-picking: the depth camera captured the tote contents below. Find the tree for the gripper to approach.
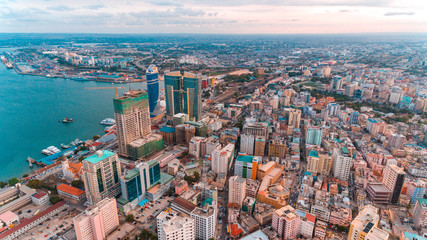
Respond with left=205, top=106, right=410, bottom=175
left=0, top=182, right=7, bottom=188
left=193, top=171, right=200, bottom=182
left=126, top=214, right=135, bottom=222
left=137, top=229, right=158, bottom=240
left=71, top=180, right=84, bottom=189
left=49, top=195, right=62, bottom=204
left=8, top=178, right=20, bottom=186
left=22, top=174, right=29, bottom=178
left=92, top=135, right=101, bottom=141
left=27, top=179, right=44, bottom=189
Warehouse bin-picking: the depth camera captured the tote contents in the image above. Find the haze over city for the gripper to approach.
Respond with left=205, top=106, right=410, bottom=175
left=1, top=0, right=427, bottom=33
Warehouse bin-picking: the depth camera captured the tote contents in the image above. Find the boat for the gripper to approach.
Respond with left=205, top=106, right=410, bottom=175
left=100, top=118, right=116, bottom=125
left=62, top=117, right=74, bottom=123
left=104, top=125, right=116, bottom=132
left=71, top=139, right=83, bottom=146
left=41, top=149, right=53, bottom=156
left=46, top=146, right=60, bottom=154
left=61, top=144, right=72, bottom=149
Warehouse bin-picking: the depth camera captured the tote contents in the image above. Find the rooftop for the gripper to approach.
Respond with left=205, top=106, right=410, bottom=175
left=85, top=150, right=115, bottom=164
left=57, top=184, right=85, bottom=197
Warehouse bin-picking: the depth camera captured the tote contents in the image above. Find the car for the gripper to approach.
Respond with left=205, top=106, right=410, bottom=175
left=27, top=210, right=32, bottom=213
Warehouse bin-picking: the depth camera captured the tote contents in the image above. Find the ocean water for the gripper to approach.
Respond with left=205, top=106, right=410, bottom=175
left=0, top=55, right=163, bottom=181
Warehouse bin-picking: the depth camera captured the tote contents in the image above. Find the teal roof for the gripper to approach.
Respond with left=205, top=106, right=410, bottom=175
left=341, top=147, right=349, bottom=155
left=160, top=172, right=174, bottom=184
left=202, top=198, right=213, bottom=207
left=237, top=155, right=254, bottom=163
left=403, top=232, right=426, bottom=240
left=124, top=168, right=140, bottom=180
left=85, top=150, right=115, bottom=164
left=309, top=151, right=318, bottom=158
left=160, top=126, right=176, bottom=133
left=418, top=198, right=427, bottom=208
left=148, top=159, right=158, bottom=167
left=333, top=138, right=342, bottom=143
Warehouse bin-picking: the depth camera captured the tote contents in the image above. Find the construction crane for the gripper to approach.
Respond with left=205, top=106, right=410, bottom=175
left=84, top=86, right=125, bottom=98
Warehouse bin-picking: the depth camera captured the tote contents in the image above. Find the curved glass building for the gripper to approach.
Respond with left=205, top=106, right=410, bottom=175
left=146, top=65, right=161, bottom=118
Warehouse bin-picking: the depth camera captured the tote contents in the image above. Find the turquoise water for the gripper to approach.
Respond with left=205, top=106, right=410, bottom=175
left=0, top=53, right=163, bottom=181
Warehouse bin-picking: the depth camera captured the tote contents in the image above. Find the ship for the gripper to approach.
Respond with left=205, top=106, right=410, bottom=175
left=100, top=118, right=115, bottom=125
left=41, top=146, right=61, bottom=155
left=62, top=117, right=74, bottom=123
left=61, top=143, right=72, bottom=149
left=104, top=125, right=116, bottom=132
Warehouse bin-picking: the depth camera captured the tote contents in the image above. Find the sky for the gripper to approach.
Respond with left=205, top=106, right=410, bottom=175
left=0, top=0, right=426, bottom=34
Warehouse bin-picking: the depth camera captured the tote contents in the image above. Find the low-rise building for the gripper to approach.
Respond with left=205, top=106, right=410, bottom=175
left=57, top=184, right=86, bottom=203
left=31, top=192, right=49, bottom=206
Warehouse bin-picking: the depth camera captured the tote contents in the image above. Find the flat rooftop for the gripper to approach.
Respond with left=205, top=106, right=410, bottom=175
left=85, top=150, right=115, bottom=164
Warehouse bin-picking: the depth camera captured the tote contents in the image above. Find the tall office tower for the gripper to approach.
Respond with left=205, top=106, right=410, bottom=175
left=388, top=133, right=406, bottom=149
left=82, top=150, right=122, bottom=204
left=254, top=136, right=266, bottom=157
left=157, top=211, right=195, bottom=240
left=73, top=198, right=119, bottom=240
left=272, top=205, right=301, bottom=240
left=307, top=151, right=333, bottom=176
left=234, top=155, right=260, bottom=180
left=191, top=201, right=217, bottom=240
left=332, top=76, right=343, bottom=90
left=211, top=143, right=235, bottom=174
left=382, top=164, right=405, bottom=204
left=165, top=71, right=182, bottom=117
left=305, top=128, right=323, bottom=145
left=183, top=72, right=202, bottom=120
left=114, top=90, right=151, bottom=157
left=240, top=134, right=255, bottom=155
left=348, top=205, right=389, bottom=240
left=284, top=108, right=301, bottom=128
left=327, top=103, right=341, bottom=116
left=146, top=65, right=161, bottom=118
left=332, top=148, right=352, bottom=181
left=345, top=84, right=356, bottom=97
left=229, top=176, right=247, bottom=207
left=413, top=198, right=427, bottom=228
left=120, top=167, right=143, bottom=203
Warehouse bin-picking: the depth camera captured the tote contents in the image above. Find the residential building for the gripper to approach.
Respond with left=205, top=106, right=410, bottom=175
left=74, top=198, right=119, bottom=240
left=348, top=205, right=389, bottom=240
left=366, top=182, right=392, bottom=205
left=190, top=200, right=217, bottom=240
left=229, top=176, right=247, bottom=207
left=268, top=138, right=287, bottom=159
left=31, top=192, right=49, bottom=206
left=413, top=198, right=427, bottom=228
left=307, top=150, right=333, bottom=176
left=157, top=211, right=195, bottom=240
left=332, top=147, right=352, bottom=181
left=406, top=180, right=427, bottom=204
left=212, top=143, right=234, bottom=174
left=272, top=205, right=301, bottom=240
left=382, top=164, right=405, bottom=204
left=254, top=136, right=266, bottom=157
left=306, top=128, right=323, bottom=145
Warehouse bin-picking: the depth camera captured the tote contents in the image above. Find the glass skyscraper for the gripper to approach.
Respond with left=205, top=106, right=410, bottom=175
left=146, top=65, right=161, bottom=118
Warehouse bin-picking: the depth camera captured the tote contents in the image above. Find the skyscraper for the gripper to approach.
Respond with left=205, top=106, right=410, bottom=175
left=332, top=147, right=352, bottom=181
left=306, top=127, right=323, bottom=145
left=349, top=111, right=359, bottom=125
left=74, top=198, right=119, bottom=240
left=82, top=150, right=122, bottom=204
left=164, top=71, right=202, bottom=120
left=146, top=65, right=161, bottom=118
left=211, top=143, right=234, bottom=174
left=382, top=164, right=405, bottom=204
left=114, top=90, right=151, bottom=157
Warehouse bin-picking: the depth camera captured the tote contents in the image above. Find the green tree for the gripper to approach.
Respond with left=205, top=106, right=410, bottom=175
left=126, top=214, right=135, bottom=222
left=0, top=182, right=7, bottom=188
left=71, top=180, right=84, bottom=189
left=137, top=229, right=158, bottom=240
left=193, top=171, right=200, bottom=182
left=49, top=195, right=62, bottom=204
left=8, top=178, right=20, bottom=186
left=27, top=179, right=44, bottom=189
left=92, top=135, right=101, bottom=141
left=22, top=174, right=29, bottom=178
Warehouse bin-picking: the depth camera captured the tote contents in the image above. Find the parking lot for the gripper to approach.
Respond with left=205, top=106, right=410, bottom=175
left=129, top=195, right=174, bottom=231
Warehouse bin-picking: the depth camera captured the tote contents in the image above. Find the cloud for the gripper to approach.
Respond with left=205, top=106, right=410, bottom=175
left=47, top=5, right=75, bottom=11
left=384, top=12, right=415, bottom=16
left=84, top=4, right=105, bottom=10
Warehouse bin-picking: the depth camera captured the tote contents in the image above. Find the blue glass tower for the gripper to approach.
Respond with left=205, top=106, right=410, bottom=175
left=146, top=65, right=161, bottom=118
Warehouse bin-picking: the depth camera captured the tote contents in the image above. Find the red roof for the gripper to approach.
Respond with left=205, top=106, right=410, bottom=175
left=32, top=192, right=47, bottom=199
left=305, top=213, right=316, bottom=223
left=230, top=224, right=243, bottom=236
left=0, top=201, right=66, bottom=239
left=57, top=184, right=85, bottom=197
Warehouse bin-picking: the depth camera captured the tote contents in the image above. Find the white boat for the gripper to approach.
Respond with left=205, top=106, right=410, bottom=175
left=100, top=118, right=116, bottom=125
left=104, top=125, right=116, bottom=132
left=41, top=149, right=53, bottom=155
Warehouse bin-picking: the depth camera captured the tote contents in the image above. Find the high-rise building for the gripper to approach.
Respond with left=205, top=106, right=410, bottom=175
left=165, top=71, right=202, bottom=120
left=307, top=151, right=333, bottom=176
left=191, top=200, right=217, bottom=240
left=183, top=72, right=202, bottom=120
left=211, top=144, right=234, bottom=174
left=284, top=108, right=301, bottom=128
left=120, top=168, right=142, bottom=203
left=242, top=122, right=269, bottom=138
left=382, top=164, right=405, bottom=204
left=146, top=65, right=162, bottom=118
left=327, top=103, right=341, bottom=116
left=74, top=198, right=119, bottom=240
left=349, top=111, right=359, bottom=125
left=306, top=128, right=323, bottom=145
left=82, top=150, right=122, bottom=204
left=348, top=205, right=389, bottom=240
left=114, top=90, right=151, bottom=157
left=254, top=136, right=266, bottom=157
left=240, top=134, right=255, bottom=155
left=268, top=138, right=287, bottom=159
left=388, top=133, right=406, bottom=149
left=272, top=205, right=301, bottom=240
left=157, top=211, right=195, bottom=240
left=229, top=176, right=247, bottom=207
left=413, top=198, right=427, bottom=228
left=407, top=180, right=427, bottom=204
left=332, top=147, right=352, bottom=181
left=234, top=155, right=260, bottom=180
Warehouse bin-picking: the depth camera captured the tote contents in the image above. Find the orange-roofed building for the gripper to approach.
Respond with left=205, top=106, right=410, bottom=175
left=230, top=223, right=243, bottom=237
left=57, top=184, right=85, bottom=203
left=62, top=158, right=83, bottom=181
